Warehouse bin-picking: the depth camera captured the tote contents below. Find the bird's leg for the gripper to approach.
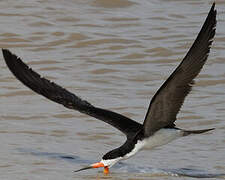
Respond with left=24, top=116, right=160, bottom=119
left=103, top=166, right=109, bottom=174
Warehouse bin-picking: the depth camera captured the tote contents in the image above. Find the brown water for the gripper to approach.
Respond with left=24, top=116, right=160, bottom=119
left=0, top=0, right=225, bottom=179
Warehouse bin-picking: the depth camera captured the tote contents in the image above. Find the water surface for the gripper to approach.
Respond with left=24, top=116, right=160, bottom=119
left=0, top=0, right=225, bottom=179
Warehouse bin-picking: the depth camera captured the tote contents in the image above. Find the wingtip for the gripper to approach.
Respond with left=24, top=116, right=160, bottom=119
left=2, top=49, right=11, bottom=65
left=211, top=1, right=217, bottom=15
left=2, top=48, right=9, bottom=56
left=2, top=49, right=19, bottom=70
left=206, top=1, right=216, bottom=20
left=2, top=48, right=10, bottom=53
left=2, top=48, right=14, bottom=62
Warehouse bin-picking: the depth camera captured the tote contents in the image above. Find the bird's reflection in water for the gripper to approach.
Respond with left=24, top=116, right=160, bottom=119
left=17, top=148, right=225, bottom=179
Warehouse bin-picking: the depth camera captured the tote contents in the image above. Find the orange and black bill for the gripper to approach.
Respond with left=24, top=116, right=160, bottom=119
left=74, top=166, right=93, bottom=172
left=74, top=162, right=105, bottom=173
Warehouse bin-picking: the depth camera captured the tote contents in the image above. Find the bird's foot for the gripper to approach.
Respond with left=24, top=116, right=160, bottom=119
left=103, top=166, right=109, bottom=174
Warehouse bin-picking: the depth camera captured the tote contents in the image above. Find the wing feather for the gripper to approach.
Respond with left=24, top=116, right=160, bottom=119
left=143, top=3, right=217, bottom=136
left=2, top=49, right=142, bottom=138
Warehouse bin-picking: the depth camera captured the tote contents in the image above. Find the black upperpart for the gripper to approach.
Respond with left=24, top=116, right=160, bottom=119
left=143, top=2, right=216, bottom=136
left=2, top=3, right=217, bottom=165
left=102, top=138, right=137, bottom=160
left=2, top=48, right=142, bottom=139
left=102, top=128, right=145, bottom=160
left=2, top=3, right=216, bottom=141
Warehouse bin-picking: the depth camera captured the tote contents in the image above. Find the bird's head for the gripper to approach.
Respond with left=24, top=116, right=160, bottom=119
left=74, top=150, right=122, bottom=174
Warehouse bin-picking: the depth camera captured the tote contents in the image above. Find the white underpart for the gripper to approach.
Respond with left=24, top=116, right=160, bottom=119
left=124, top=128, right=182, bottom=159
left=101, top=128, right=183, bottom=168
left=101, top=157, right=122, bottom=167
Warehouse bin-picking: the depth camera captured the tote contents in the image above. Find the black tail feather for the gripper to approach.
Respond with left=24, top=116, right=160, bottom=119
left=182, top=128, right=215, bottom=136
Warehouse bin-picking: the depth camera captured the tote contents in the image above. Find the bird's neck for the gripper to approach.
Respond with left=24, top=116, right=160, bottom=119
left=102, top=130, right=144, bottom=167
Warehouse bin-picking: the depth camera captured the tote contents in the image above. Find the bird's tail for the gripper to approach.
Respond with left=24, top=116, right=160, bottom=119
left=182, top=128, right=215, bottom=136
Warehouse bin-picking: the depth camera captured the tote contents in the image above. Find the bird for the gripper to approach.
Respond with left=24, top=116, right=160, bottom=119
left=2, top=3, right=216, bottom=174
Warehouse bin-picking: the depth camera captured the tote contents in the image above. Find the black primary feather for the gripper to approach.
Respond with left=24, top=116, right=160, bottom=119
left=143, top=3, right=217, bottom=136
left=2, top=49, right=142, bottom=138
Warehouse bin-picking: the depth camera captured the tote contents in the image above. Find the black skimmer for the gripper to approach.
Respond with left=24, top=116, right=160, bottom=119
left=2, top=3, right=216, bottom=174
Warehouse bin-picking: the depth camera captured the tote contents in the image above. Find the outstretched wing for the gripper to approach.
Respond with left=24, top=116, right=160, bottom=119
left=2, top=49, right=142, bottom=138
left=143, top=3, right=217, bottom=136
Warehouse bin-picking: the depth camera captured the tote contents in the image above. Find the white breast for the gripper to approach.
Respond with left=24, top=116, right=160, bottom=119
left=124, top=128, right=182, bottom=159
